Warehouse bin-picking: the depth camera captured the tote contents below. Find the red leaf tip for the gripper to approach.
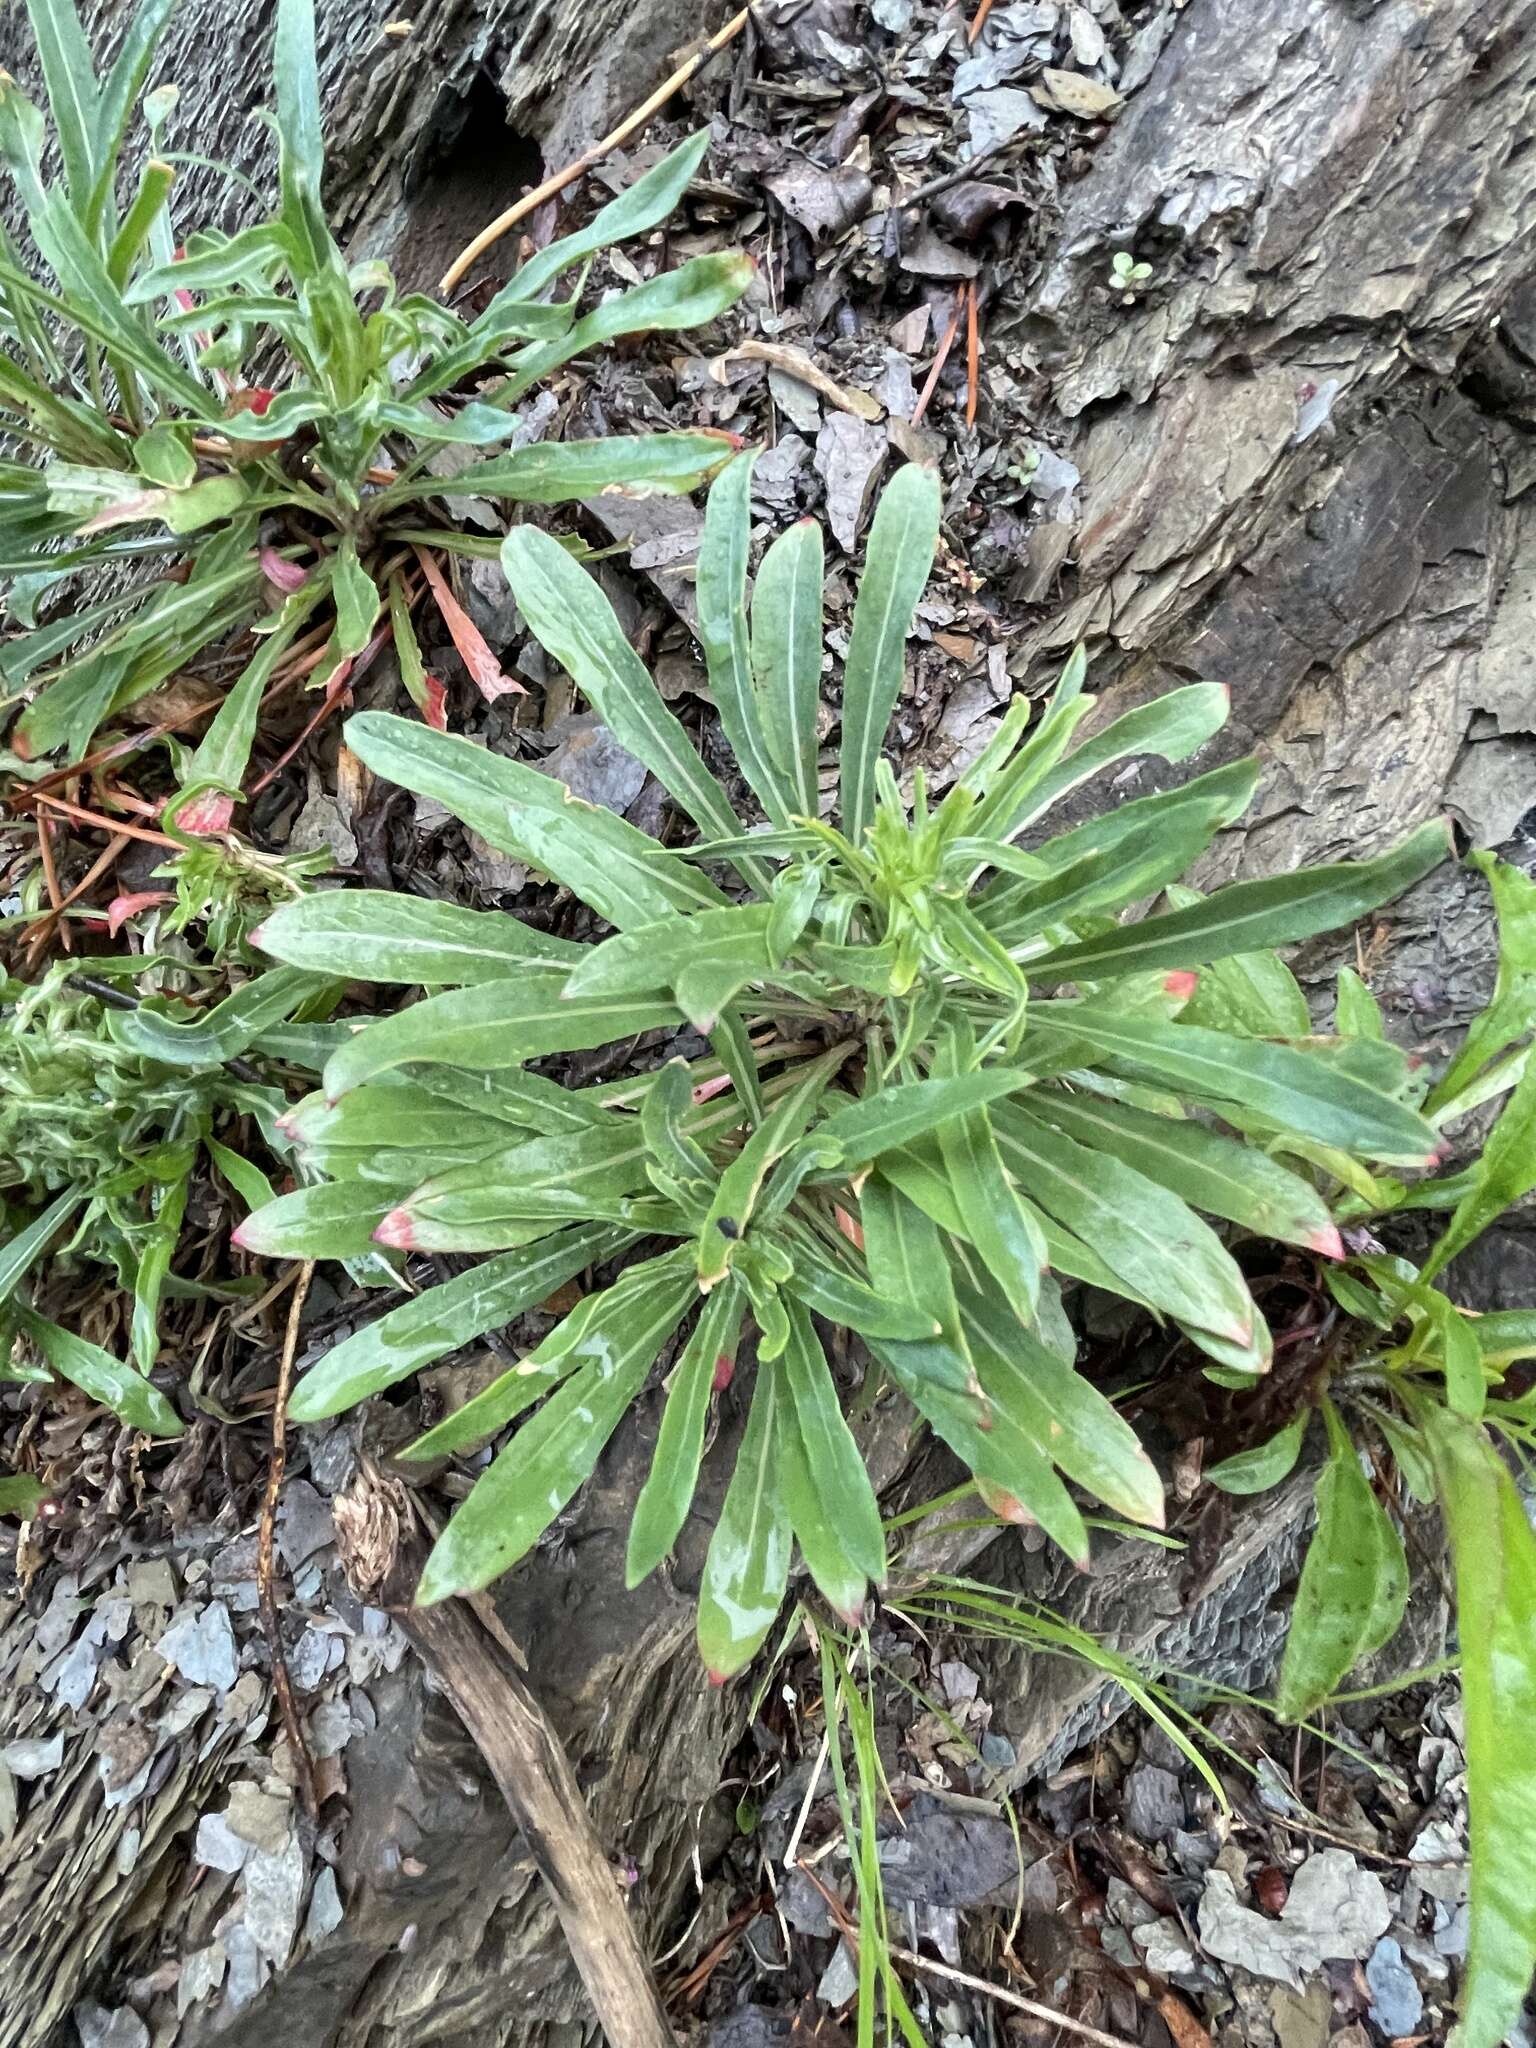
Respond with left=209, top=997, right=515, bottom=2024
left=1163, top=970, right=1200, bottom=1000
left=1310, top=1223, right=1346, bottom=1262
left=373, top=1207, right=418, bottom=1249
left=711, top=1353, right=735, bottom=1393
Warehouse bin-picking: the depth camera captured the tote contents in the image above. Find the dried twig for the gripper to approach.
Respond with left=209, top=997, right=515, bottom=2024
left=795, top=1861, right=1140, bottom=2048
left=440, top=5, right=754, bottom=292
left=888, top=1945, right=1143, bottom=2048
left=23, top=831, right=131, bottom=959
left=257, top=1259, right=319, bottom=1820
left=964, top=279, right=980, bottom=428
left=373, top=1524, right=679, bottom=2048
left=34, top=814, right=67, bottom=950
left=966, top=0, right=998, bottom=43
left=21, top=789, right=179, bottom=850
left=911, top=295, right=963, bottom=426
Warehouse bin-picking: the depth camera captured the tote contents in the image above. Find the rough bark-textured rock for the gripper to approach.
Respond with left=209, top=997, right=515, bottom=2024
left=0, top=0, right=705, bottom=292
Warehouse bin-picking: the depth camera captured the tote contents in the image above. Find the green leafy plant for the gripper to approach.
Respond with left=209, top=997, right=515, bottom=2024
left=1109, top=249, right=1152, bottom=298
left=1201, top=850, right=1536, bottom=2048
left=244, top=452, right=1451, bottom=1682
left=0, top=0, right=747, bottom=798
left=0, top=956, right=338, bottom=1418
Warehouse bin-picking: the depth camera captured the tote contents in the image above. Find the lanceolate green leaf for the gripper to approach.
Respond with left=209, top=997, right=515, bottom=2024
left=564, top=905, right=775, bottom=1016
left=696, top=452, right=796, bottom=825
left=1428, top=851, right=1536, bottom=1111
left=379, top=1122, right=657, bottom=1252
left=500, top=255, right=751, bottom=403
left=1426, top=1408, right=1536, bottom=2048
left=1012, top=682, right=1232, bottom=839
left=500, top=524, right=755, bottom=874
left=289, top=1224, right=631, bottom=1420
left=235, top=1178, right=399, bottom=1258
left=626, top=1279, right=744, bottom=1586
left=699, top=1047, right=851, bottom=1282
left=1035, top=1089, right=1341, bottom=1256
left=787, top=1242, right=940, bottom=1340
left=180, top=581, right=327, bottom=803
left=16, top=1308, right=183, bottom=1438
left=1027, top=1006, right=1439, bottom=1166
left=416, top=1255, right=697, bottom=1601
left=780, top=1396, right=867, bottom=1626
left=321, top=974, right=680, bottom=1100
left=780, top=1300, right=886, bottom=1581
left=344, top=712, right=725, bottom=928
left=1027, top=822, right=1450, bottom=982
left=465, top=131, right=712, bottom=315
left=399, top=1256, right=694, bottom=1463
left=957, top=1276, right=1165, bottom=1528
left=0, top=1189, right=81, bottom=1304
left=873, top=1335, right=1089, bottom=1565
left=106, top=966, right=325, bottom=1069
left=1334, top=966, right=1386, bottom=1041
left=1424, top=1054, right=1536, bottom=1281
left=750, top=516, right=823, bottom=816
left=993, top=1101, right=1256, bottom=1345
left=858, top=1177, right=973, bottom=1386
left=696, top=1366, right=793, bottom=1680
left=935, top=1100, right=1046, bottom=1323
left=24, top=0, right=100, bottom=209
left=256, top=889, right=582, bottom=983
left=838, top=463, right=942, bottom=843
left=387, top=431, right=738, bottom=510
left=1274, top=1403, right=1406, bottom=1722
left=1178, top=934, right=1312, bottom=1041
left=976, top=760, right=1260, bottom=940
left=818, top=1071, right=1028, bottom=1165
left=1205, top=1413, right=1308, bottom=1495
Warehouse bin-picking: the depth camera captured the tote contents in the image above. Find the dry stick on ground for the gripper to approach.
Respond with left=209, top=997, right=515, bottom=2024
left=256, top=1259, right=319, bottom=1820
left=439, top=4, right=754, bottom=292
left=796, top=1862, right=1140, bottom=2048
left=911, top=294, right=963, bottom=426
left=964, top=279, right=980, bottom=428
left=355, top=1519, right=678, bottom=2048
left=22, top=830, right=130, bottom=961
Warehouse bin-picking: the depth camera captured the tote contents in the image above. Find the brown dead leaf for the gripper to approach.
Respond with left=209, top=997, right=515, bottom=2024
left=763, top=157, right=873, bottom=241
left=1032, top=68, right=1123, bottom=119
left=731, top=340, right=882, bottom=422
left=1156, top=1992, right=1213, bottom=2048
left=540, top=1279, right=585, bottom=1316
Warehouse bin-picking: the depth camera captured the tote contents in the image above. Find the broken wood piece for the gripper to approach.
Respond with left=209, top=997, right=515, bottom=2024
left=732, top=339, right=884, bottom=421
left=378, top=1530, right=679, bottom=2048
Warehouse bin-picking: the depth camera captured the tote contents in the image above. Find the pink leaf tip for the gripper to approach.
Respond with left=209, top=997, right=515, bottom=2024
left=1310, top=1223, right=1346, bottom=1262
left=259, top=545, right=309, bottom=593
left=106, top=889, right=172, bottom=938
left=711, top=1353, right=735, bottom=1393
left=178, top=791, right=236, bottom=836
left=1163, top=970, right=1200, bottom=1000
left=373, top=1208, right=417, bottom=1249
